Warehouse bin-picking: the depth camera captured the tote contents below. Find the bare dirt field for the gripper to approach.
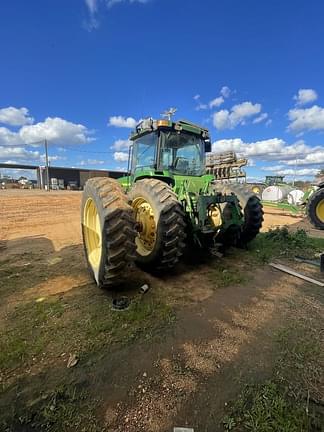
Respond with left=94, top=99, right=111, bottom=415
left=0, top=189, right=324, bottom=432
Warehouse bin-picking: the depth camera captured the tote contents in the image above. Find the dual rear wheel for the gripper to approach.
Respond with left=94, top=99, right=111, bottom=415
left=215, top=183, right=264, bottom=246
left=82, top=178, right=263, bottom=288
left=82, top=177, right=186, bottom=288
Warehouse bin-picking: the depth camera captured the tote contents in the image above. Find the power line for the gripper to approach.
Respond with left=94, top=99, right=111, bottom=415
left=0, top=140, right=126, bottom=155
left=56, top=147, right=116, bottom=154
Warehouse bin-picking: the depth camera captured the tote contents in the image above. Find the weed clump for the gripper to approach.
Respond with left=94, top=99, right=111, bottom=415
left=249, top=228, right=324, bottom=263
left=264, top=227, right=309, bottom=248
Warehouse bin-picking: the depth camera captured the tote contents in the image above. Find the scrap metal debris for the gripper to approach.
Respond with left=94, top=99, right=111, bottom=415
left=139, top=283, right=150, bottom=294
left=67, top=353, right=79, bottom=368
left=270, top=262, right=324, bottom=287
left=112, top=297, right=130, bottom=311
left=173, top=428, right=194, bottom=432
left=294, top=256, right=321, bottom=267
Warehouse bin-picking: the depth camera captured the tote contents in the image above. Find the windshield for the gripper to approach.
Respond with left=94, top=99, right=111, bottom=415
left=160, top=131, right=205, bottom=175
left=132, top=132, right=158, bottom=173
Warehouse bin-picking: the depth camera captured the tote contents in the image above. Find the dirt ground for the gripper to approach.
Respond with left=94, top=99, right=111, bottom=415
left=0, top=189, right=321, bottom=253
left=0, top=189, right=324, bottom=432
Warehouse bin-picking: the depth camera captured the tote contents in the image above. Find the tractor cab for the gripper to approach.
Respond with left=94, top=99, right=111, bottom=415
left=129, top=118, right=211, bottom=179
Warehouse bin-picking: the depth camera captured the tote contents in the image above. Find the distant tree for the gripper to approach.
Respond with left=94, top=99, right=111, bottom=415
left=294, top=180, right=311, bottom=190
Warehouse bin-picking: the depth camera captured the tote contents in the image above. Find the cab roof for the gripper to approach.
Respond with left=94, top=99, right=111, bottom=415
left=130, top=118, right=210, bottom=141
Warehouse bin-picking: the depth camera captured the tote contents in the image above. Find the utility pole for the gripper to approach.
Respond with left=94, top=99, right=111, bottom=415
left=45, top=139, right=50, bottom=191
left=293, top=157, right=297, bottom=187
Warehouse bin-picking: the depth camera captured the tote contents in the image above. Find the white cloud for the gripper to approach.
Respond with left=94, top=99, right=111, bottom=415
left=107, top=0, right=150, bottom=8
left=293, top=88, right=318, bottom=106
left=0, top=146, right=65, bottom=165
left=0, top=167, right=37, bottom=180
left=19, top=117, right=93, bottom=144
left=85, top=0, right=98, bottom=14
left=193, top=94, right=200, bottom=100
left=0, top=107, right=34, bottom=126
left=247, top=175, right=264, bottom=182
left=114, top=151, right=129, bottom=162
left=84, top=0, right=150, bottom=30
left=213, top=137, right=283, bottom=157
left=84, top=0, right=99, bottom=30
left=209, top=96, right=224, bottom=109
left=252, top=113, right=268, bottom=124
left=108, top=115, right=137, bottom=128
left=288, top=105, right=324, bottom=133
left=195, top=103, right=208, bottom=111
left=111, top=138, right=131, bottom=151
left=213, top=101, right=262, bottom=130
left=79, top=159, right=105, bottom=166
left=261, top=165, right=285, bottom=172
left=220, top=86, right=231, bottom=98
left=212, top=137, right=321, bottom=161
left=47, top=154, right=65, bottom=163
left=0, top=127, right=23, bottom=146
left=231, top=101, right=261, bottom=118
left=3, top=160, right=19, bottom=164
left=0, top=146, right=41, bottom=161
left=1, top=117, right=92, bottom=147
left=271, top=167, right=319, bottom=177
left=281, top=150, right=324, bottom=166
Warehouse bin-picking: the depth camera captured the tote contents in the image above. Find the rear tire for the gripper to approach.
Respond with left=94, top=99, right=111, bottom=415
left=128, top=179, right=186, bottom=270
left=216, top=183, right=264, bottom=245
left=307, top=187, right=324, bottom=230
left=81, top=177, right=136, bottom=288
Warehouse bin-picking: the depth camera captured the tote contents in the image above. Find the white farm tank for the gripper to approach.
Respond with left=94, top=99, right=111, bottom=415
left=287, top=189, right=304, bottom=205
left=261, top=185, right=292, bottom=202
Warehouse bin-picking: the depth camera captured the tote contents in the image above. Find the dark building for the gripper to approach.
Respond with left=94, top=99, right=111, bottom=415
left=37, top=166, right=126, bottom=189
left=0, top=163, right=125, bottom=189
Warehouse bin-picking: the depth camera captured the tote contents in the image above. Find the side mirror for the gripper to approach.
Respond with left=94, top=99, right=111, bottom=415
left=204, top=140, right=211, bottom=153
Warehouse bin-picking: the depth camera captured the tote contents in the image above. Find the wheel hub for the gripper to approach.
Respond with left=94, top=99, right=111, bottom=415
left=208, top=205, right=222, bottom=227
left=132, top=197, right=157, bottom=256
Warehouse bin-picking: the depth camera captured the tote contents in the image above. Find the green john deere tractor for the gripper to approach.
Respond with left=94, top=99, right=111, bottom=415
left=81, top=117, right=264, bottom=287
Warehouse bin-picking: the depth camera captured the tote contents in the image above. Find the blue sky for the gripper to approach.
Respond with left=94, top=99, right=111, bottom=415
left=0, top=0, right=324, bottom=181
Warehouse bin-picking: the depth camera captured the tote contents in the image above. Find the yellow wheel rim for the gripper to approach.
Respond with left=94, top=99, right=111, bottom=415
left=83, top=198, right=102, bottom=269
left=132, top=197, right=156, bottom=256
left=209, top=205, right=222, bottom=227
left=252, top=186, right=260, bottom=194
left=315, top=199, right=324, bottom=223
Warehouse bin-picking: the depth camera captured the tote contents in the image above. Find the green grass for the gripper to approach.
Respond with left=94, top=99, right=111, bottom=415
left=0, top=290, right=174, bottom=373
left=222, top=315, right=324, bottom=431
left=1, top=385, right=102, bottom=432
left=223, top=381, right=308, bottom=432
left=0, top=283, right=175, bottom=430
left=0, top=298, right=64, bottom=371
left=206, top=265, right=246, bottom=287
left=248, top=228, right=324, bottom=264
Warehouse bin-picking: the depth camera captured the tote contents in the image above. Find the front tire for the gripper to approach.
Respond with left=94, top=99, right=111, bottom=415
left=128, top=179, right=186, bottom=270
left=216, top=183, right=264, bottom=245
left=81, top=177, right=136, bottom=288
left=307, top=187, right=324, bottom=230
